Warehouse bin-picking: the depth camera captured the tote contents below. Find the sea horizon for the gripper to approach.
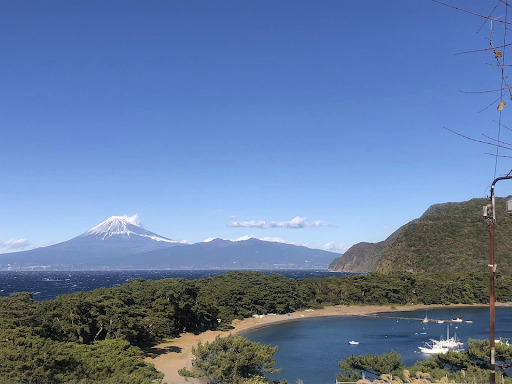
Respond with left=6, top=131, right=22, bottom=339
left=0, top=269, right=351, bottom=301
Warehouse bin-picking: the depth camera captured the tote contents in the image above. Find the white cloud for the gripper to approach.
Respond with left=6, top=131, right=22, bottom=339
left=227, top=216, right=331, bottom=229
left=123, top=214, right=142, bottom=227
left=228, top=220, right=266, bottom=228
left=2, top=238, right=31, bottom=249
left=202, top=238, right=216, bottom=243
left=229, top=215, right=237, bottom=220
left=323, top=242, right=348, bottom=254
left=0, top=238, right=32, bottom=253
left=268, top=216, right=328, bottom=228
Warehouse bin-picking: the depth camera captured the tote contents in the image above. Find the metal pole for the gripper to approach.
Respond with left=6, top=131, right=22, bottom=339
left=489, top=216, right=496, bottom=384
left=488, top=175, right=512, bottom=384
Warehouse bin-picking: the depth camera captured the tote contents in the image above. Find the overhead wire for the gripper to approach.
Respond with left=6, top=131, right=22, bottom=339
left=485, top=152, right=512, bottom=158
left=435, top=0, right=512, bottom=176
left=455, top=42, right=512, bottom=56
left=433, top=0, right=512, bottom=25
left=478, top=93, right=505, bottom=113
left=493, top=119, right=512, bottom=131
left=494, top=0, right=509, bottom=178
left=482, top=133, right=512, bottom=146
left=460, top=87, right=510, bottom=94
left=444, top=127, right=512, bottom=151
left=477, top=1, right=501, bottom=33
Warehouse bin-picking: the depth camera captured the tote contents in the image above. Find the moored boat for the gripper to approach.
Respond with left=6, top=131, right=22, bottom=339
left=419, top=326, right=463, bottom=354
left=419, top=342, right=450, bottom=354
left=434, top=326, right=463, bottom=349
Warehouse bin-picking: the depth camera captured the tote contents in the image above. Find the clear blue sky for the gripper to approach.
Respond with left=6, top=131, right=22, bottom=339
left=1, top=0, right=511, bottom=254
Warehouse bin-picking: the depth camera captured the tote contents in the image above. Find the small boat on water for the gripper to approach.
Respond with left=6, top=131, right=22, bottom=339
left=419, top=326, right=463, bottom=354
left=422, top=312, right=429, bottom=323
left=419, top=343, right=450, bottom=354
left=434, top=334, right=463, bottom=349
left=437, top=320, right=445, bottom=324
left=452, top=317, right=463, bottom=323
left=349, top=341, right=359, bottom=345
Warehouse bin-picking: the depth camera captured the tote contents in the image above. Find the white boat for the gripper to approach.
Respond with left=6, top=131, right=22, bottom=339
left=430, top=326, right=464, bottom=350
left=436, top=337, right=463, bottom=349
left=437, top=320, right=445, bottom=324
left=419, top=326, right=463, bottom=354
left=422, top=312, right=429, bottom=323
left=451, top=317, right=463, bottom=323
left=349, top=341, right=359, bottom=345
left=418, top=343, right=450, bottom=355
left=419, top=343, right=450, bottom=354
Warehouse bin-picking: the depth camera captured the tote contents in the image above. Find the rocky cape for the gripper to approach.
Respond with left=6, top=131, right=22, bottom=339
left=329, top=197, right=512, bottom=274
left=0, top=216, right=340, bottom=270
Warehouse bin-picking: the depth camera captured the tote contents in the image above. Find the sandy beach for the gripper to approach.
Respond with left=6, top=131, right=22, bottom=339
left=144, top=303, right=507, bottom=384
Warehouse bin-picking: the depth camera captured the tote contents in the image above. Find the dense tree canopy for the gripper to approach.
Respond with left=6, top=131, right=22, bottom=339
left=179, top=335, right=282, bottom=384
left=1, top=270, right=511, bottom=382
left=338, top=351, right=404, bottom=381
left=337, top=339, right=512, bottom=383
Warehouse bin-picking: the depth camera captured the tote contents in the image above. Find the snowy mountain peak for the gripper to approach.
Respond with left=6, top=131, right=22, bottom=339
left=82, top=216, right=178, bottom=243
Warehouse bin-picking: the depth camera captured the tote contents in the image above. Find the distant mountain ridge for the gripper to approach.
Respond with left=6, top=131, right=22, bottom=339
left=139, top=237, right=337, bottom=270
left=0, top=216, right=340, bottom=270
left=329, top=198, right=512, bottom=274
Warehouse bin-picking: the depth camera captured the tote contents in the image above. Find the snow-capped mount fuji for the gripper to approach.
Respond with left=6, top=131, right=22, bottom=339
left=0, top=216, right=341, bottom=270
left=82, top=216, right=179, bottom=243
left=0, top=216, right=185, bottom=270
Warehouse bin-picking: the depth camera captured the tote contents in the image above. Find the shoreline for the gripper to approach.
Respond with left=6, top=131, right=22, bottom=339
left=144, top=302, right=510, bottom=384
left=233, top=303, right=507, bottom=334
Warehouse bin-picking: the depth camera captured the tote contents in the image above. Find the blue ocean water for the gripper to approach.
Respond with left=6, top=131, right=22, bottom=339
left=0, top=269, right=348, bottom=301
left=242, top=307, right=512, bottom=384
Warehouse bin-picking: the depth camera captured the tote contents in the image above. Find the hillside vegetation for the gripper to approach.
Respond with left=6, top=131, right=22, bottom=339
left=2, top=270, right=512, bottom=382
left=329, top=198, right=512, bottom=274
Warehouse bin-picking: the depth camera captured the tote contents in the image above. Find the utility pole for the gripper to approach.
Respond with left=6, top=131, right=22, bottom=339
left=487, top=202, right=496, bottom=384
left=486, top=175, right=512, bottom=384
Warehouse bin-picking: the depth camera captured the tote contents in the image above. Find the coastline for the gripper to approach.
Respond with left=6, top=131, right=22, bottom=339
left=144, top=302, right=510, bottom=384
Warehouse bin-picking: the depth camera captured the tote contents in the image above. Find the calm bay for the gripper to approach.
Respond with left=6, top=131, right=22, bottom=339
left=242, top=306, right=512, bottom=384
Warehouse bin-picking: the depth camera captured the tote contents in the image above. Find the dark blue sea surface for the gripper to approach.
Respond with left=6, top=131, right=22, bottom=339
left=0, top=269, right=348, bottom=301
left=242, top=306, right=512, bottom=384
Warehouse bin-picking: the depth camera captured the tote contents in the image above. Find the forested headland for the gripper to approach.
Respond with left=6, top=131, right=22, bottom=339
left=330, top=197, right=512, bottom=275
left=1, top=270, right=511, bottom=383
